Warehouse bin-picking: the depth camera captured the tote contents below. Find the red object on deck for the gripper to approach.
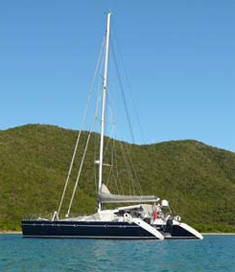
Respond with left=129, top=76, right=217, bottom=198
left=153, top=209, right=158, bottom=220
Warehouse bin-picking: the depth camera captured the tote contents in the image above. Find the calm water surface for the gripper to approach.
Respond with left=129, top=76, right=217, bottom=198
left=0, top=234, right=234, bottom=272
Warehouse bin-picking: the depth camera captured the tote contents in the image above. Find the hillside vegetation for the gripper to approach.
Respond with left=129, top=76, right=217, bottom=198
left=0, top=124, right=235, bottom=232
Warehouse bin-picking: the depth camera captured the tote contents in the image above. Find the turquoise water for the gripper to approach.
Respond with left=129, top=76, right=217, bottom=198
left=0, top=235, right=235, bottom=272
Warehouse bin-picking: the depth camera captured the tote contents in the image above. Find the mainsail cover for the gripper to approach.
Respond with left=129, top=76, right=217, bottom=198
left=99, top=184, right=159, bottom=204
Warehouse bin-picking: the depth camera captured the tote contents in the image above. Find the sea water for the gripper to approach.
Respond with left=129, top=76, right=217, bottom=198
left=0, top=234, right=235, bottom=272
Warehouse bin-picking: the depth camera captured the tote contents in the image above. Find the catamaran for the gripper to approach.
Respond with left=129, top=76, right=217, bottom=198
left=22, top=13, right=203, bottom=240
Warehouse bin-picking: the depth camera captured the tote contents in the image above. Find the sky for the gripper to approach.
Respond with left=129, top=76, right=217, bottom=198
left=0, top=0, right=235, bottom=152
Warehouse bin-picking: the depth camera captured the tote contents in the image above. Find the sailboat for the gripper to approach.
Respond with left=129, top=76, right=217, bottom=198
left=22, top=13, right=203, bottom=240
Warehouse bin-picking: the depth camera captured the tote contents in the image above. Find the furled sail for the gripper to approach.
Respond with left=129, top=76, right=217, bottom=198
left=99, top=184, right=159, bottom=204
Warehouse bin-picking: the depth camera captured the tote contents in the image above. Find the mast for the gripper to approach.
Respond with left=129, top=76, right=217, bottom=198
left=98, top=12, right=112, bottom=212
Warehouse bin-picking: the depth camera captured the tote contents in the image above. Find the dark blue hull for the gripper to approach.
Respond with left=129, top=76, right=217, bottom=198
left=22, top=220, right=198, bottom=239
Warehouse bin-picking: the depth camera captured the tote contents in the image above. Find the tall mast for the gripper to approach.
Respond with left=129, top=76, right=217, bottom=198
left=98, top=12, right=112, bottom=212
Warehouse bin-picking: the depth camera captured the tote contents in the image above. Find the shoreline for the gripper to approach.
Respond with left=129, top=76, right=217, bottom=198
left=202, top=233, right=235, bottom=235
left=0, top=231, right=22, bottom=234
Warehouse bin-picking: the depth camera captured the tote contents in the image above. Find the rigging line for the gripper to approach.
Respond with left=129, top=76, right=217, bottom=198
left=93, top=92, right=104, bottom=193
left=113, top=113, right=142, bottom=195
left=93, top=133, right=97, bottom=190
left=103, top=108, right=115, bottom=158
left=57, top=37, right=105, bottom=217
left=94, top=66, right=104, bottom=191
left=93, top=130, right=98, bottom=191
left=111, top=27, right=146, bottom=144
left=109, top=88, right=143, bottom=195
left=104, top=124, right=116, bottom=188
left=118, top=140, right=134, bottom=195
left=113, top=124, right=135, bottom=195
left=103, top=74, right=122, bottom=194
left=102, top=77, right=117, bottom=159
left=66, top=86, right=101, bottom=217
left=113, top=139, right=125, bottom=195
left=108, top=137, right=115, bottom=188
left=110, top=40, right=135, bottom=144
left=66, top=134, right=91, bottom=217
left=118, top=138, right=143, bottom=196
left=122, top=142, right=143, bottom=195
left=113, top=138, right=124, bottom=195
left=110, top=29, right=143, bottom=195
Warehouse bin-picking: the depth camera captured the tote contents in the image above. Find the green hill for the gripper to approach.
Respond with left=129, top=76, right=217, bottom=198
left=0, top=124, right=235, bottom=232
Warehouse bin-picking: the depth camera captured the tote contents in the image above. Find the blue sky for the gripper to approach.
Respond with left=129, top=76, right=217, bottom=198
left=0, top=0, right=235, bottom=152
